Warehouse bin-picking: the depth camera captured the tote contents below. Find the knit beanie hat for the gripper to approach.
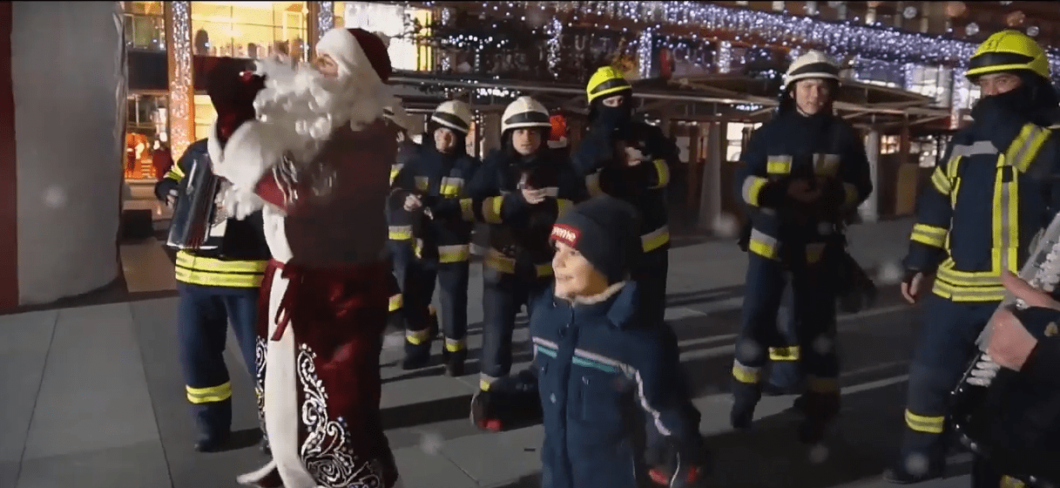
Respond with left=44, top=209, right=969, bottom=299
left=315, top=27, right=393, bottom=83
left=550, top=195, right=643, bottom=285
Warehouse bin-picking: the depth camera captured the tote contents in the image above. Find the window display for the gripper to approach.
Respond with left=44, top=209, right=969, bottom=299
left=124, top=1, right=165, bottom=51
left=190, top=1, right=309, bottom=61
left=125, top=93, right=169, bottom=181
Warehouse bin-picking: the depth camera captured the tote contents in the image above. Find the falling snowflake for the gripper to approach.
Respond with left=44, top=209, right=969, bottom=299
left=712, top=212, right=740, bottom=238
left=877, top=259, right=905, bottom=285
left=43, top=185, right=67, bottom=208
left=809, top=444, right=829, bottom=464
left=419, top=431, right=444, bottom=455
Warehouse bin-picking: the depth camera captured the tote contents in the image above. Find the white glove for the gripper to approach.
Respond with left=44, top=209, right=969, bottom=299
left=222, top=186, right=266, bottom=220
left=966, top=354, right=1002, bottom=387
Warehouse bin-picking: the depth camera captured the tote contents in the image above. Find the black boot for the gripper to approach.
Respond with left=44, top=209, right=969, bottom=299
left=730, top=381, right=762, bottom=431
left=444, top=348, right=467, bottom=377
left=194, top=431, right=231, bottom=453
left=401, top=339, right=432, bottom=370
left=882, top=462, right=944, bottom=485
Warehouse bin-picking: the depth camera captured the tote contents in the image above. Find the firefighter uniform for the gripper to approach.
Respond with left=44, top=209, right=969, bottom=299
left=392, top=100, right=480, bottom=376
left=730, top=51, right=873, bottom=443
left=572, top=66, right=677, bottom=327
left=155, top=139, right=270, bottom=452
left=468, top=96, right=586, bottom=391
left=384, top=105, right=425, bottom=332
left=885, top=31, right=1060, bottom=484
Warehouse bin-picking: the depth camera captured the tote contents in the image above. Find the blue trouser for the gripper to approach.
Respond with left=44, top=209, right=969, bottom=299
left=732, top=248, right=840, bottom=410
left=176, top=282, right=259, bottom=438
left=480, top=267, right=550, bottom=390
left=769, top=280, right=803, bottom=391
left=389, top=239, right=416, bottom=294
left=404, top=258, right=470, bottom=357
left=898, top=295, right=995, bottom=471
left=633, top=247, right=669, bottom=326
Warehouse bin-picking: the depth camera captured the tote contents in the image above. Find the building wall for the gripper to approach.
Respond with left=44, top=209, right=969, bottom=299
left=3, top=2, right=126, bottom=307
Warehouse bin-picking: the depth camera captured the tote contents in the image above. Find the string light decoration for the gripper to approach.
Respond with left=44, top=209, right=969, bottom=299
left=637, top=28, right=654, bottom=79
left=546, top=16, right=563, bottom=78
left=316, top=1, right=335, bottom=43
left=166, top=1, right=193, bottom=160
left=431, top=1, right=1060, bottom=79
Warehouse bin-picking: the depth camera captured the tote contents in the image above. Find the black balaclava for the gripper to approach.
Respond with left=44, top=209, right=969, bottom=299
left=425, top=120, right=468, bottom=161
left=971, top=71, right=1059, bottom=126
left=588, top=91, right=635, bottom=137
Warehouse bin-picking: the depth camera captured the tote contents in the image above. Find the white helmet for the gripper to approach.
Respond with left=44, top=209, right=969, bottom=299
left=501, top=96, right=551, bottom=133
left=783, top=50, right=841, bottom=90
left=384, top=105, right=423, bottom=137
left=431, top=100, right=472, bottom=134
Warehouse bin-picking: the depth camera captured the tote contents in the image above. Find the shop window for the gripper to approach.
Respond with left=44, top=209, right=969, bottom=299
left=339, top=1, right=434, bottom=71
left=124, top=1, right=165, bottom=51
left=191, top=2, right=309, bottom=61
left=726, top=122, right=761, bottom=162
left=194, top=94, right=218, bottom=142
left=881, top=135, right=900, bottom=155
left=125, top=93, right=169, bottom=180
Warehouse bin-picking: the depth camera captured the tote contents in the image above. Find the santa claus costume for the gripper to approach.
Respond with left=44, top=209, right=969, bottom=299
left=206, top=28, right=403, bottom=488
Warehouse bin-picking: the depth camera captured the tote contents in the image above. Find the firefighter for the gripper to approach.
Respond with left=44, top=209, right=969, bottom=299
left=155, top=65, right=271, bottom=453
left=391, top=100, right=479, bottom=376
left=884, top=30, right=1060, bottom=484
left=467, top=96, right=585, bottom=397
left=571, top=66, right=677, bottom=327
left=730, top=50, right=873, bottom=444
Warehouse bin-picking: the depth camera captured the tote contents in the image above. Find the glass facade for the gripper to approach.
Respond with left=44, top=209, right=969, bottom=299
left=339, top=1, right=434, bottom=71
left=191, top=1, right=309, bottom=61
left=125, top=1, right=166, bottom=51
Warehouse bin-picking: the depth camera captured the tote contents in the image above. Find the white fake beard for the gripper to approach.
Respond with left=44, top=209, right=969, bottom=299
left=253, top=58, right=394, bottom=161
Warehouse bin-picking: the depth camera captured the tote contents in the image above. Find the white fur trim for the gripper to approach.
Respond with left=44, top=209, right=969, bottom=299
left=263, top=272, right=318, bottom=488
left=208, top=120, right=284, bottom=192
left=237, top=459, right=277, bottom=486
left=571, top=281, right=628, bottom=304
left=316, top=27, right=383, bottom=86
left=548, top=137, right=569, bottom=149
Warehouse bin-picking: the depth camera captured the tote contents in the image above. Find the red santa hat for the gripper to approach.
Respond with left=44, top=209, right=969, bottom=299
left=548, top=113, right=569, bottom=149
left=315, top=27, right=393, bottom=84
left=206, top=57, right=266, bottom=145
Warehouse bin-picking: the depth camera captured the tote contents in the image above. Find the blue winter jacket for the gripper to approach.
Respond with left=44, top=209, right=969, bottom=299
left=526, top=281, right=703, bottom=488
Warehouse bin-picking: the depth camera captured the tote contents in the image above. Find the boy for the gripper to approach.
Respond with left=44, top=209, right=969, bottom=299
left=473, top=195, right=708, bottom=488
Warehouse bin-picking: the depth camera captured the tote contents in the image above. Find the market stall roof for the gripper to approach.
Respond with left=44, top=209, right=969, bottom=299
left=388, top=70, right=951, bottom=130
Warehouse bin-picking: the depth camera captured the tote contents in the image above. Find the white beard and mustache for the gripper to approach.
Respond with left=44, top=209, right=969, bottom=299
left=251, top=56, right=396, bottom=162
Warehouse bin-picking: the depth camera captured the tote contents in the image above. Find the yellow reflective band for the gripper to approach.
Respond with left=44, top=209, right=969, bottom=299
left=807, top=375, right=838, bottom=393
left=806, top=242, right=827, bottom=264
left=842, top=182, right=859, bottom=208
left=1005, top=123, right=1050, bottom=173
left=904, top=409, right=945, bottom=434
left=649, top=159, right=670, bottom=189
left=440, top=176, right=465, bottom=197
left=439, top=244, right=471, bottom=263
left=769, top=346, right=800, bottom=361
left=484, top=249, right=553, bottom=277
left=930, top=166, right=952, bottom=195
left=389, top=294, right=403, bottom=312
left=537, top=263, right=554, bottom=276
left=405, top=327, right=432, bottom=345
left=1001, top=476, right=1027, bottom=488
left=388, top=225, right=413, bottom=241
left=174, top=266, right=264, bottom=288
left=479, top=373, right=501, bottom=391
left=732, top=360, right=761, bottom=384
left=557, top=198, right=573, bottom=217
left=459, top=198, right=474, bottom=222
left=748, top=229, right=779, bottom=260
left=389, top=164, right=402, bottom=185
left=936, top=260, right=1002, bottom=286
left=414, top=176, right=429, bottom=191
left=910, top=223, right=948, bottom=249
left=992, top=162, right=1019, bottom=276
left=931, top=278, right=1006, bottom=303
left=586, top=173, right=603, bottom=197
left=176, top=251, right=268, bottom=274
left=741, top=176, right=768, bottom=207
left=641, top=225, right=670, bottom=253
left=766, top=155, right=792, bottom=174
left=169, top=163, right=186, bottom=178
left=444, top=337, right=466, bottom=352
left=482, top=196, right=504, bottom=224
left=186, top=382, right=232, bottom=404
left=813, top=154, right=840, bottom=177
left=164, top=169, right=183, bottom=182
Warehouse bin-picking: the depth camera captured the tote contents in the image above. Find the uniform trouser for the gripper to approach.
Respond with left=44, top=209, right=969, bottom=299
left=732, top=251, right=840, bottom=411
left=633, top=247, right=669, bottom=326
left=387, top=240, right=416, bottom=328
left=769, top=280, right=804, bottom=390
left=479, top=269, right=550, bottom=390
left=404, top=258, right=470, bottom=357
left=898, top=295, right=995, bottom=472
left=176, top=282, right=258, bottom=438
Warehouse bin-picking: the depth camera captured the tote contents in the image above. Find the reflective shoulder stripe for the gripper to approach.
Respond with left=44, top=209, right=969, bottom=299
left=930, top=165, right=952, bottom=195
left=949, top=140, right=997, bottom=159
left=1004, top=123, right=1051, bottom=173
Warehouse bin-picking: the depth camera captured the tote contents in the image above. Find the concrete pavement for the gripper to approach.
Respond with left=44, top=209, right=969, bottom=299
left=0, top=218, right=977, bottom=488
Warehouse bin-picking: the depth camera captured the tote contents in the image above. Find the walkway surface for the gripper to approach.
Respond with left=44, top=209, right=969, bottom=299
left=0, top=218, right=975, bottom=488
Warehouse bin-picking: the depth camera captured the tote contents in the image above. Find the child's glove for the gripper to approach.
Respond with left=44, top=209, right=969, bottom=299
left=648, top=440, right=709, bottom=488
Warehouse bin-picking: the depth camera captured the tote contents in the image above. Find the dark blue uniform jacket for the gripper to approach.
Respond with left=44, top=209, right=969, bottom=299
left=571, top=121, right=675, bottom=255
left=524, top=282, right=703, bottom=488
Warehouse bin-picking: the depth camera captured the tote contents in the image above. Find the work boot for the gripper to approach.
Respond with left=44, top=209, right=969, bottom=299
left=798, top=391, right=840, bottom=445
left=401, top=339, right=432, bottom=370
left=882, top=457, right=945, bottom=485
left=194, top=431, right=231, bottom=453
left=730, top=381, right=762, bottom=431
left=442, top=348, right=467, bottom=377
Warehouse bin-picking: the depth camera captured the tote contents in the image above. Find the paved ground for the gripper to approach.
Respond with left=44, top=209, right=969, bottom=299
left=0, top=218, right=978, bottom=488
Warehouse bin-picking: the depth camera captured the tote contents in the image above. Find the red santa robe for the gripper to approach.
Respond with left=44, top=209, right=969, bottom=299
left=208, top=29, right=402, bottom=488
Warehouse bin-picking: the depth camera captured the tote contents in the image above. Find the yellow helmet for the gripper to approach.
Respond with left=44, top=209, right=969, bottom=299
left=586, top=66, right=632, bottom=103
left=966, top=30, right=1050, bottom=82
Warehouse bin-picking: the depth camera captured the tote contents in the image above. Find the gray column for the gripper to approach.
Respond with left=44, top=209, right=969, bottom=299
left=859, top=129, right=881, bottom=223
left=698, top=122, right=723, bottom=232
